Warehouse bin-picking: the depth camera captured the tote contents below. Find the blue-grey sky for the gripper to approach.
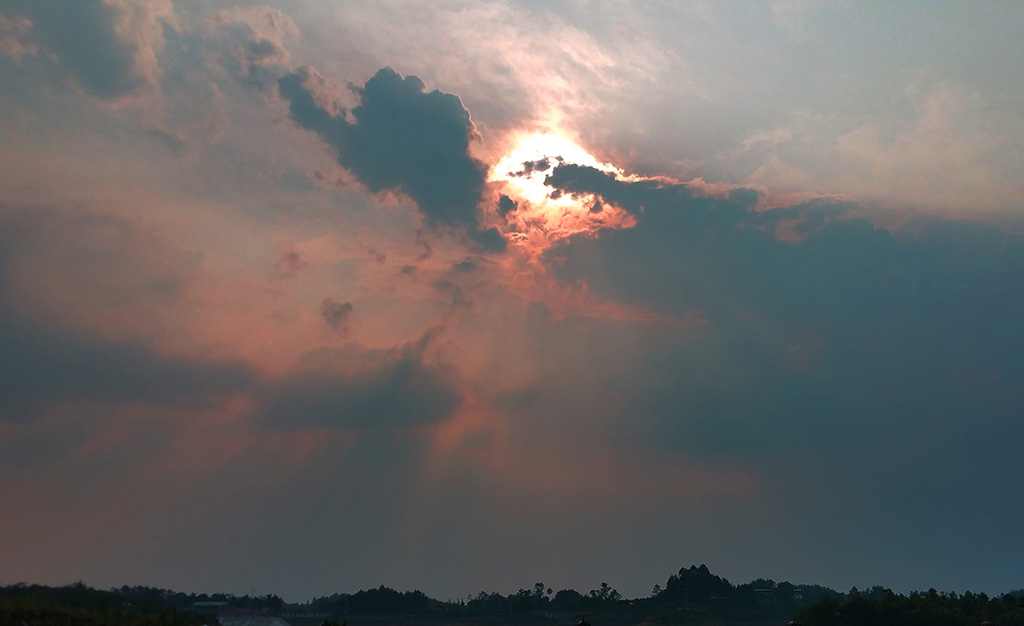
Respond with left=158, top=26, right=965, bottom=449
left=1, top=0, right=1023, bottom=602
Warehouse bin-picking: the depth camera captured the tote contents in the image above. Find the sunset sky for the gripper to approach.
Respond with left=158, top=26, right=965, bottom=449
left=2, top=0, right=1024, bottom=601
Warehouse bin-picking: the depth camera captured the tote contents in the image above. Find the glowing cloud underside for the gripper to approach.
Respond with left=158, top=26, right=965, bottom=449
left=489, top=133, right=636, bottom=250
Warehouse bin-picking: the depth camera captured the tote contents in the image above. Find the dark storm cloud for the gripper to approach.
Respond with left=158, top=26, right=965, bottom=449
left=497, top=194, right=518, bottom=217
left=502, top=178, right=1024, bottom=589
left=0, top=0, right=162, bottom=99
left=509, top=157, right=555, bottom=178
left=255, top=332, right=463, bottom=430
left=0, top=213, right=253, bottom=422
left=540, top=163, right=1024, bottom=469
left=277, top=66, right=504, bottom=251
left=546, top=162, right=758, bottom=220
left=471, top=226, right=507, bottom=252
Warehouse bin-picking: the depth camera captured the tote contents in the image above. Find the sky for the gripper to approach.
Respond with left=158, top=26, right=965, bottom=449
left=1, top=0, right=1023, bottom=602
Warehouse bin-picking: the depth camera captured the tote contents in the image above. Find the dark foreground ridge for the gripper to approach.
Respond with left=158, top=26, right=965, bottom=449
left=4, top=564, right=1024, bottom=626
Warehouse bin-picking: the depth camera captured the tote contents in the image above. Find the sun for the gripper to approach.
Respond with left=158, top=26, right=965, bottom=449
left=488, top=132, right=636, bottom=248
left=490, top=133, right=619, bottom=205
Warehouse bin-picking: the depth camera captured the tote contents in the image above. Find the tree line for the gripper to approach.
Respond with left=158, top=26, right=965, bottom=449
left=0, top=582, right=209, bottom=626
left=796, top=586, right=1024, bottom=626
left=4, top=564, right=1023, bottom=625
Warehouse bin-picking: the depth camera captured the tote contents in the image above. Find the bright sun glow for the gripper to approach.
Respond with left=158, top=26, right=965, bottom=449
left=490, top=133, right=621, bottom=205
left=488, top=133, right=636, bottom=249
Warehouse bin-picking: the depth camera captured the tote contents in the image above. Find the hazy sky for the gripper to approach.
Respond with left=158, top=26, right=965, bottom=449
left=2, top=0, right=1023, bottom=602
